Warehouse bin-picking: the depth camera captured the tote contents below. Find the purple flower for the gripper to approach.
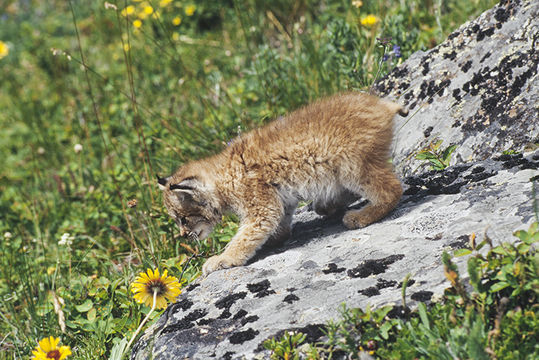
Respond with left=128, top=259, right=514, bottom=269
left=393, top=44, right=401, bottom=58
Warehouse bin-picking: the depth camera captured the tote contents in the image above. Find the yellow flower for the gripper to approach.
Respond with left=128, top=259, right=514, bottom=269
left=138, top=10, right=148, bottom=20
left=159, top=0, right=172, bottom=7
left=123, top=43, right=131, bottom=52
left=31, top=336, right=71, bottom=360
left=121, top=5, right=135, bottom=16
left=360, top=14, right=378, bottom=27
left=172, top=16, right=182, bottom=26
left=0, top=40, right=9, bottom=59
left=172, top=32, right=180, bottom=41
left=143, top=5, right=153, bottom=15
left=131, top=268, right=182, bottom=309
left=352, top=0, right=363, bottom=8
left=133, top=19, right=142, bottom=28
left=185, top=4, right=196, bottom=16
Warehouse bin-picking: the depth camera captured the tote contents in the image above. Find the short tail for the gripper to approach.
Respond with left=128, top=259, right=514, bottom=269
left=398, top=108, right=408, bottom=117
left=380, top=98, right=408, bottom=117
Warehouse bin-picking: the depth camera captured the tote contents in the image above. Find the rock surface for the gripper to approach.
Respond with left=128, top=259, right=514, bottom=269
left=132, top=1, right=538, bottom=359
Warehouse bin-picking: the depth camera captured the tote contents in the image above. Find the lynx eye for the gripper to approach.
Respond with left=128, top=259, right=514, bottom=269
left=178, top=216, right=187, bottom=225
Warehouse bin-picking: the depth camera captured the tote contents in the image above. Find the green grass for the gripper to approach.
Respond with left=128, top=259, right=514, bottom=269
left=0, top=0, right=499, bottom=358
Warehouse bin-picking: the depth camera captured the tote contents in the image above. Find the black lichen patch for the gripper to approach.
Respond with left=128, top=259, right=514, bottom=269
left=229, top=328, right=259, bottom=344
left=423, top=126, right=433, bottom=138
left=197, top=318, right=214, bottom=326
left=283, top=294, right=300, bottom=304
left=247, top=279, right=276, bottom=298
left=162, top=318, right=196, bottom=333
left=494, top=6, right=510, bottom=24
left=494, top=153, right=538, bottom=170
left=162, top=308, right=208, bottom=333
left=376, top=279, right=398, bottom=289
left=233, top=309, right=248, bottom=320
left=218, top=309, right=232, bottom=319
left=171, top=298, right=193, bottom=312
left=322, top=263, right=346, bottom=274
left=411, top=291, right=434, bottom=302
left=403, top=165, right=473, bottom=201
left=241, top=315, right=259, bottom=326
left=447, top=235, right=470, bottom=250
left=460, top=60, right=473, bottom=73
left=387, top=305, right=412, bottom=319
left=222, top=352, right=235, bottom=360
left=452, top=88, right=462, bottom=102
left=185, top=309, right=208, bottom=322
left=359, top=286, right=380, bottom=297
left=348, top=254, right=405, bottom=278
left=443, top=50, right=457, bottom=60
left=416, top=78, right=451, bottom=103
left=476, top=26, right=495, bottom=41
left=186, top=283, right=200, bottom=292
left=398, top=279, right=416, bottom=288
left=460, top=48, right=538, bottom=134
left=215, top=291, right=247, bottom=310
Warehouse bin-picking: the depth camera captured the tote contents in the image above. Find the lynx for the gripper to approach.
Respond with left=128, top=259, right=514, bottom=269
left=158, top=92, right=406, bottom=275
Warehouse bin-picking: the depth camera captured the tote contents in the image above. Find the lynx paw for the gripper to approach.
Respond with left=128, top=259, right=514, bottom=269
left=342, top=210, right=370, bottom=229
left=202, top=255, right=238, bottom=276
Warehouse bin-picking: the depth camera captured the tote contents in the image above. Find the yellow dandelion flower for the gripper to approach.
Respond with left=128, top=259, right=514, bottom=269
left=360, top=14, right=378, bottom=27
left=172, top=32, right=180, bottom=41
left=185, top=4, right=196, bottom=16
left=138, top=10, right=148, bottom=20
left=159, top=0, right=172, bottom=7
left=131, top=268, right=182, bottom=309
left=172, top=16, right=182, bottom=26
left=121, top=5, right=135, bottom=16
left=31, top=336, right=71, bottom=360
left=143, top=5, right=153, bottom=15
left=0, top=41, right=9, bottom=60
left=123, top=43, right=131, bottom=52
left=352, top=0, right=363, bottom=8
left=133, top=19, right=142, bottom=28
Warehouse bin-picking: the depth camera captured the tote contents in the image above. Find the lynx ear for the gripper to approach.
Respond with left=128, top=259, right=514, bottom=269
left=157, top=175, right=169, bottom=191
left=169, top=176, right=199, bottom=193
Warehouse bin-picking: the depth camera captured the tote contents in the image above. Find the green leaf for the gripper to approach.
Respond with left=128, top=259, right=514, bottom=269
left=416, top=152, right=436, bottom=160
left=454, top=249, right=472, bottom=257
left=87, top=307, right=97, bottom=322
left=75, top=299, right=94, bottom=312
left=418, top=303, right=430, bottom=330
left=441, top=144, right=457, bottom=162
left=490, top=281, right=510, bottom=292
left=380, top=321, right=393, bottom=340
left=109, top=337, right=129, bottom=360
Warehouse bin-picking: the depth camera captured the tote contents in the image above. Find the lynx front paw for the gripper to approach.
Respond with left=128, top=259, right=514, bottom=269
left=202, top=255, right=239, bottom=276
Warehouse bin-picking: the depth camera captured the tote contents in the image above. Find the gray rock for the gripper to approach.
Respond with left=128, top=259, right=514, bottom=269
left=132, top=1, right=538, bottom=359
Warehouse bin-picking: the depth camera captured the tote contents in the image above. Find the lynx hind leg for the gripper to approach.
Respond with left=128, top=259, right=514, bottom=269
left=314, top=189, right=357, bottom=217
left=342, top=165, right=402, bottom=229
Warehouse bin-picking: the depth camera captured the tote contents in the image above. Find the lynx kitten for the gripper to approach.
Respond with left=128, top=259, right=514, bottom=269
left=158, top=92, right=406, bottom=275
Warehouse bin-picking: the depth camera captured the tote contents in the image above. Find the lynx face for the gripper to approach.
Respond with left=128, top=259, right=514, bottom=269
left=159, top=176, right=220, bottom=242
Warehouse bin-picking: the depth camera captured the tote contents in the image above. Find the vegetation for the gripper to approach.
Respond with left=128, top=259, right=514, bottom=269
left=0, top=0, right=500, bottom=358
left=264, top=222, right=539, bottom=359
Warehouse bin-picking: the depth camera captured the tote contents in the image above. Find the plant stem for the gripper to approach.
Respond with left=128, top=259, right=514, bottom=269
left=124, top=290, right=158, bottom=358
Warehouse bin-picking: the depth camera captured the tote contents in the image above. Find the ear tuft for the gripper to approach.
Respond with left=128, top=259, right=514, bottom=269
left=157, top=174, right=169, bottom=190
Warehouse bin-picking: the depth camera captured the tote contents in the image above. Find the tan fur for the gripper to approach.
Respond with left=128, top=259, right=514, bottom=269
left=159, top=92, right=404, bottom=275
